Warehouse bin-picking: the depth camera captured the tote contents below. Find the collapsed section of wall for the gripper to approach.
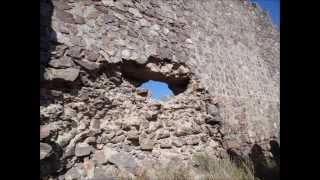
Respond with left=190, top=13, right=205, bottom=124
left=40, top=0, right=279, bottom=179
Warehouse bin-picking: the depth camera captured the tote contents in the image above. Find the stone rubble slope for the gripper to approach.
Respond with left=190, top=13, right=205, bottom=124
left=41, top=69, right=225, bottom=179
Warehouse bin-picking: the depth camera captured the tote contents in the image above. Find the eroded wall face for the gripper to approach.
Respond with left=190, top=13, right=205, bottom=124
left=163, top=0, right=280, bottom=152
left=40, top=0, right=279, bottom=178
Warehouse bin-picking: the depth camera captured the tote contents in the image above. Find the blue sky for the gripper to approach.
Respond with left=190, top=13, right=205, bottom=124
left=140, top=80, right=174, bottom=101
left=141, top=0, right=279, bottom=101
left=252, top=0, right=280, bottom=27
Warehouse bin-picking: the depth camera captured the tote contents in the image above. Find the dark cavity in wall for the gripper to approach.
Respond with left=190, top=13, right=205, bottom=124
left=119, top=56, right=191, bottom=95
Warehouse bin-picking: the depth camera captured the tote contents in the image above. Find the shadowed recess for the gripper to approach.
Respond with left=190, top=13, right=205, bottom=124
left=120, top=57, right=190, bottom=95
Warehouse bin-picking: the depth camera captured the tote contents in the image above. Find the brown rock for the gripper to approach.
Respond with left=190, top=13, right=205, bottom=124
left=48, top=56, right=75, bottom=68
left=175, top=126, right=191, bottom=137
left=186, top=136, right=200, bottom=145
left=55, top=9, right=76, bottom=24
left=111, top=135, right=125, bottom=144
left=93, top=150, right=108, bottom=165
left=172, top=138, right=184, bottom=147
left=40, top=143, right=53, bottom=160
left=140, top=139, right=154, bottom=151
left=52, top=1, right=72, bottom=10
left=128, top=8, right=143, bottom=18
left=74, top=15, right=86, bottom=24
left=136, top=88, right=149, bottom=97
left=43, top=67, right=80, bottom=82
left=75, top=143, right=93, bottom=157
left=108, top=152, right=139, bottom=175
left=83, top=159, right=95, bottom=179
left=86, top=51, right=99, bottom=62
left=127, top=130, right=139, bottom=141
left=68, top=46, right=82, bottom=58
left=147, top=122, right=162, bottom=133
left=95, top=5, right=109, bottom=13
left=74, top=60, right=101, bottom=71
left=84, top=136, right=96, bottom=145
left=157, top=129, right=170, bottom=139
left=160, top=139, right=172, bottom=149
left=40, top=126, right=51, bottom=140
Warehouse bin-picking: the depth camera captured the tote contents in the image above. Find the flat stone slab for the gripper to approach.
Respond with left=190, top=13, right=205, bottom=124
left=108, top=152, right=139, bottom=175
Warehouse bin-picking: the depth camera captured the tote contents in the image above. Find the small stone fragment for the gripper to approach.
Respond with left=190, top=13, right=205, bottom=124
left=55, top=9, right=76, bottom=24
left=140, top=139, right=154, bottom=151
left=163, top=27, right=170, bottom=35
left=145, top=110, right=158, bottom=121
left=157, top=129, right=170, bottom=139
left=148, top=122, right=162, bottom=133
left=128, top=8, right=143, bottom=18
left=40, top=126, right=51, bottom=140
left=127, top=130, right=139, bottom=141
left=139, top=19, right=151, bottom=27
left=75, top=143, right=93, bottom=157
left=40, top=143, right=53, bottom=160
left=40, top=104, right=64, bottom=119
left=43, top=67, right=80, bottom=82
left=160, top=139, right=172, bottom=149
left=186, top=136, right=200, bottom=145
left=52, top=1, right=72, bottom=10
left=103, top=146, right=117, bottom=162
left=90, top=119, right=101, bottom=130
left=102, top=0, right=114, bottom=7
left=121, top=49, right=131, bottom=59
left=74, top=60, right=101, bottom=71
left=86, top=51, right=99, bottom=62
left=74, top=15, right=85, bottom=24
left=48, top=56, right=75, bottom=68
left=93, top=150, right=107, bottom=165
left=84, top=136, right=96, bottom=145
left=136, top=88, right=148, bottom=97
left=175, top=127, right=190, bottom=137
left=185, top=38, right=193, bottom=44
left=68, top=46, right=82, bottom=58
left=83, top=159, right=95, bottom=179
left=172, top=138, right=183, bottom=147
left=71, top=36, right=86, bottom=47
left=108, top=152, right=139, bottom=175
left=111, top=135, right=126, bottom=143
left=207, top=104, right=219, bottom=116
left=150, top=24, right=160, bottom=31
left=65, top=167, right=81, bottom=180
left=205, top=115, right=222, bottom=125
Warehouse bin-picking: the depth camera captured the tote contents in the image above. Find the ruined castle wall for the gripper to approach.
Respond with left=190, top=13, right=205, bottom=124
left=162, top=0, right=280, bottom=150
left=40, top=0, right=279, bottom=178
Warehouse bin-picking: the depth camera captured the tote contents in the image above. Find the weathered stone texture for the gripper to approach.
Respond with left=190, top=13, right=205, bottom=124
left=40, top=0, right=279, bottom=179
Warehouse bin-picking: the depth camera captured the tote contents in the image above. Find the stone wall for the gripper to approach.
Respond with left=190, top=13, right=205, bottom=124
left=40, top=0, right=279, bottom=179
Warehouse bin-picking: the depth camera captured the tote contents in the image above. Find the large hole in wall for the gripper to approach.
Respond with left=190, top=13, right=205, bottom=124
left=119, top=56, right=191, bottom=97
left=140, top=80, right=174, bottom=101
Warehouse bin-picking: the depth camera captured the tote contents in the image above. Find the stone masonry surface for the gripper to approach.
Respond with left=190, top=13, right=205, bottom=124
left=40, top=0, right=279, bottom=179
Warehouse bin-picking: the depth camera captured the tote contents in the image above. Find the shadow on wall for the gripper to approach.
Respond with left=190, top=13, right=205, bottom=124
left=269, top=140, right=280, bottom=167
left=227, top=140, right=280, bottom=180
left=40, top=0, right=57, bottom=81
left=249, top=141, right=280, bottom=180
left=120, top=56, right=191, bottom=95
left=40, top=0, right=62, bottom=177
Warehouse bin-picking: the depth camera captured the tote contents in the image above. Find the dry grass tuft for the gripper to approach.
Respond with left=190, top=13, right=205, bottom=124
left=134, top=153, right=255, bottom=180
left=192, top=153, right=255, bottom=180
